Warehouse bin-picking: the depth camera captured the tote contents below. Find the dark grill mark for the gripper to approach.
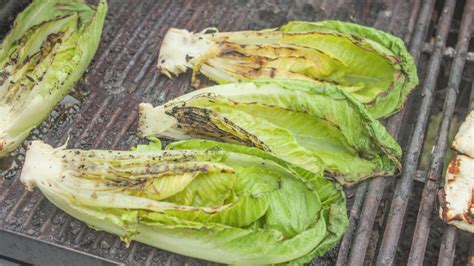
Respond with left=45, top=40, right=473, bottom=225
left=167, top=105, right=271, bottom=152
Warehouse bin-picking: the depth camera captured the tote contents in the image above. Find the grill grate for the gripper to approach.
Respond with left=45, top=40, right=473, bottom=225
left=338, top=0, right=474, bottom=265
left=408, top=1, right=473, bottom=264
left=0, top=0, right=473, bottom=265
left=338, top=0, right=438, bottom=264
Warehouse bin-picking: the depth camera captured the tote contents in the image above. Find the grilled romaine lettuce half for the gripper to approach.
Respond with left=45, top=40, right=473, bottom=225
left=157, top=20, right=418, bottom=119
left=138, top=80, right=401, bottom=186
left=0, top=0, right=107, bottom=157
left=20, top=140, right=348, bottom=265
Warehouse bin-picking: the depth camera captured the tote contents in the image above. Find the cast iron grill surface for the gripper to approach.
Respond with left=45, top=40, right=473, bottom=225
left=0, top=0, right=473, bottom=265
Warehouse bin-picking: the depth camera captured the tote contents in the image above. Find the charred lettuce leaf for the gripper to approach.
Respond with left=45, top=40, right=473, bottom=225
left=157, top=20, right=418, bottom=119
left=20, top=140, right=347, bottom=265
left=0, top=0, right=107, bottom=156
left=138, top=79, right=401, bottom=186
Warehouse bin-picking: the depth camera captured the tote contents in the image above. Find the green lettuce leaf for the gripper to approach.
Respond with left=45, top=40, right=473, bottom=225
left=278, top=20, right=419, bottom=119
left=20, top=140, right=347, bottom=265
left=139, top=79, right=401, bottom=186
left=131, top=136, right=163, bottom=151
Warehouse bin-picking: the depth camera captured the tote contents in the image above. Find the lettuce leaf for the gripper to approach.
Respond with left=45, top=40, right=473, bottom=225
left=278, top=20, right=418, bottom=119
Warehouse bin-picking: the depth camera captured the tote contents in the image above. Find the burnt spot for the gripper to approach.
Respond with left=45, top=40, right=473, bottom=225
left=269, top=68, right=276, bottom=78
left=76, top=16, right=82, bottom=30
left=447, top=178, right=456, bottom=185
left=202, top=28, right=218, bottom=34
left=465, top=211, right=474, bottom=224
left=466, top=189, right=474, bottom=224
left=438, top=189, right=448, bottom=221
left=0, top=71, right=9, bottom=82
left=448, top=213, right=465, bottom=222
left=10, top=54, right=18, bottom=65
left=166, top=106, right=271, bottom=152
left=25, top=75, right=35, bottom=82
left=54, top=3, right=69, bottom=9
left=323, top=171, right=339, bottom=181
left=447, top=156, right=461, bottom=175
left=46, top=32, right=64, bottom=45
left=220, top=48, right=246, bottom=58
left=351, top=35, right=363, bottom=42
left=387, top=55, right=401, bottom=64
left=471, top=189, right=474, bottom=208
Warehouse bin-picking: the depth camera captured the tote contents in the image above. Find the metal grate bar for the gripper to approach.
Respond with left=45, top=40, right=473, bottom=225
left=73, top=96, right=113, bottom=147
left=406, top=0, right=438, bottom=64
left=422, top=44, right=474, bottom=62
left=408, top=0, right=474, bottom=264
left=145, top=249, right=156, bottom=266
left=110, top=110, right=138, bottom=148
left=438, top=225, right=457, bottom=266
left=404, top=0, right=422, bottom=44
left=126, top=242, right=138, bottom=264
left=344, top=1, right=437, bottom=264
left=20, top=193, right=46, bottom=230
left=335, top=182, right=368, bottom=266
left=4, top=190, right=29, bottom=225
left=347, top=174, right=385, bottom=265
left=0, top=177, right=26, bottom=226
